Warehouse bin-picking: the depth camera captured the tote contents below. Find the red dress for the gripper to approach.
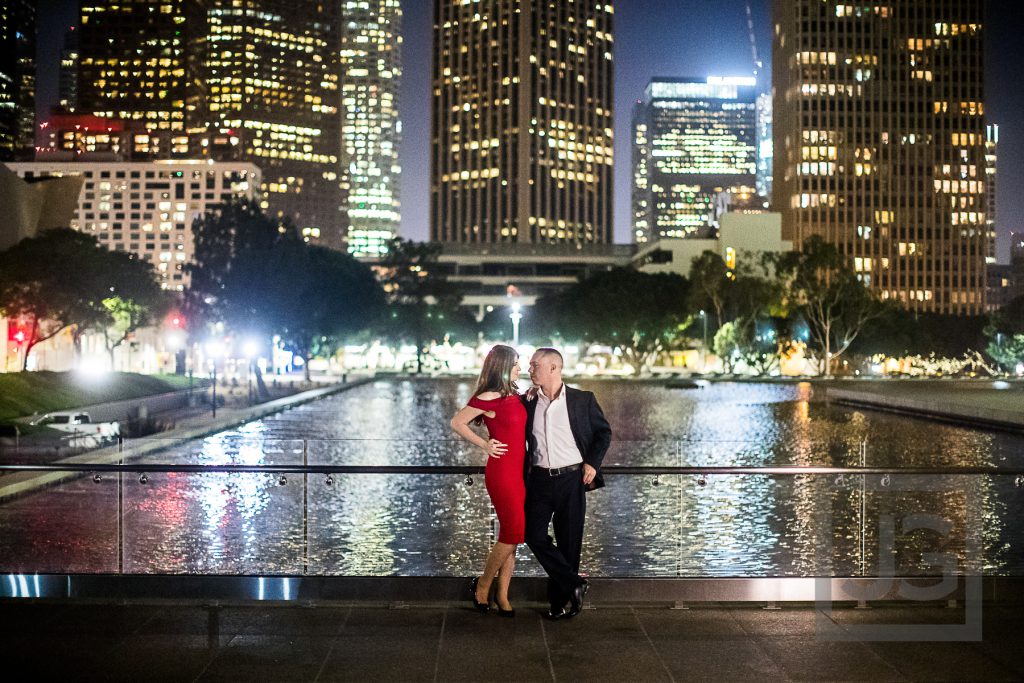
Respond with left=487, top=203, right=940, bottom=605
left=467, top=394, right=527, bottom=544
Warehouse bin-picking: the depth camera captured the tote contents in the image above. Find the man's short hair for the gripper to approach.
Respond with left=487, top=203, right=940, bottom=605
left=535, top=347, right=564, bottom=369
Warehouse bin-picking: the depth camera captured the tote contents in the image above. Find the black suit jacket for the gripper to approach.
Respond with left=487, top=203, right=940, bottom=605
left=522, top=386, right=613, bottom=490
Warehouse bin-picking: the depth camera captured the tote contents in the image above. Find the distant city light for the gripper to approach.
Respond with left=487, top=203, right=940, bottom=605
left=706, top=76, right=757, bottom=86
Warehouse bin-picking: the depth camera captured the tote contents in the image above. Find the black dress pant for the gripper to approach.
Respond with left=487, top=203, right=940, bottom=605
left=525, top=468, right=586, bottom=608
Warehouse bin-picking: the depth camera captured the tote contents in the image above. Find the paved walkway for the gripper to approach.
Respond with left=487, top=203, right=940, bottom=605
left=0, top=376, right=373, bottom=501
left=828, top=380, right=1024, bottom=432
left=1, top=600, right=1021, bottom=682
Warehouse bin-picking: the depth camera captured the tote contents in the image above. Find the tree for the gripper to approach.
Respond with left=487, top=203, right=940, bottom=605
left=0, top=228, right=160, bottom=370
left=187, top=198, right=307, bottom=343
left=852, top=310, right=988, bottom=359
left=542, top=268, right=691, bottom=375
left=100, top=250, right=169, bottom=365
left=733, top=316, right=784, bottom=375
left=280, top=245, right=385, bottom=380
left=985, top=294, right=1024, bottom=372
left=773, top=236, right=887, bottom=377
left=713, top=322, right=739, bottom=374
left=687, top=251, right=729, bottom=326
left=376, top=238, right=464, bottom=373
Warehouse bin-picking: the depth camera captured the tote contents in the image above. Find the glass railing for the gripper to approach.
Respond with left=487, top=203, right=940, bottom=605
left=0, top=439, right=1021, bottom=578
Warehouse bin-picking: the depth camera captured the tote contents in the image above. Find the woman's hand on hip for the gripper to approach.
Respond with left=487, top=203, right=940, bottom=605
left=484, top=439, right=507, bottom=458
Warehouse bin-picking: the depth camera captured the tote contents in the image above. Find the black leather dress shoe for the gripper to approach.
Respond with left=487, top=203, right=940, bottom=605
left=567, top=580, right=590, bottom=617
left=546, top=605, right=569, bottom=620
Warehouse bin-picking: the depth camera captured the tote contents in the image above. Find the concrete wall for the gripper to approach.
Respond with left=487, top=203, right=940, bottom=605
left=0, top=164, right=83, bottom=250
left=719, top=213, right=790, bottom=255
left=634, top=212, right=791, bottom=278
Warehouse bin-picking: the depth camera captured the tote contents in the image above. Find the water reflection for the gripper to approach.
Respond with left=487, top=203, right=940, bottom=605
left=0, top=379, right=1022, bottom=577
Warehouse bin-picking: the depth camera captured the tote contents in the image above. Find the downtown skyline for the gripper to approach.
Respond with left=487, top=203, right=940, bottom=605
left=31, top=0, right=1024, bottom=262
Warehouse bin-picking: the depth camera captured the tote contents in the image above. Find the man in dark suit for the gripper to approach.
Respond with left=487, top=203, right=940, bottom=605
left=523, top=347, right=612, bottom=619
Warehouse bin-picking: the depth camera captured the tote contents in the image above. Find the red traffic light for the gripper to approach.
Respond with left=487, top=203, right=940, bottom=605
left=165, top=311, right=186, bottom=329
left=8, top=325, right=26, bottom=344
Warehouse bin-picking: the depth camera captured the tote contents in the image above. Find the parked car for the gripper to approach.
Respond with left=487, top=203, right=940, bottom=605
left=30, top=412, right=120, bottom=439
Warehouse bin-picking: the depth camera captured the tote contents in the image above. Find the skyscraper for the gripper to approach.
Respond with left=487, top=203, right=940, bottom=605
left=76, top=1, right=344, bottom=249
left=756, top=92, right=773, bottom=201
left=773, top=1, right=988, bottom=314
left=9, top=160, right=260, bottom=291
left=0, top=0, right=36, bottom=161
left=77, top=0, right=207, bottom=155
left=340, top=0, right=402, bottom=258
left=985, top=123, right=997, bottom=265
left=631, top=77, right=757, bottom=244
left=204, top=0, right=343, bottom=247
left=58, top=26, right=78, bottom=112
left=431, top=0, right=614, bottom=246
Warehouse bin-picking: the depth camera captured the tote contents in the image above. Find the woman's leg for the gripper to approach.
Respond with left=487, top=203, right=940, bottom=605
left=476, top=541, right=516, bottom=603
left=494, top=549, right=516, bottom=609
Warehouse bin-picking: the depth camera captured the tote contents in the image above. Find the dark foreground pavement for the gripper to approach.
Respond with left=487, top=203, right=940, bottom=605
left=1, top=600, right=1022, bottom=682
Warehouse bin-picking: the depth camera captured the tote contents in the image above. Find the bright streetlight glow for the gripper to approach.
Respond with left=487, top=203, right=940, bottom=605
left=243, top=340, right=260, bottom=359
left=509, top=301, right=523, bottom=346
left=205, top=339, right=226, bottom=359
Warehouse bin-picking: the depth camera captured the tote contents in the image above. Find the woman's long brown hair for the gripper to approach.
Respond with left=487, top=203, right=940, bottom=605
left=474, top=344, right=519, bottom=398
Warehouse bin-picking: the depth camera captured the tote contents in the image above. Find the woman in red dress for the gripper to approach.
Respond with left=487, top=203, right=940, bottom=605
left=450, top=344, right=527, bottom=616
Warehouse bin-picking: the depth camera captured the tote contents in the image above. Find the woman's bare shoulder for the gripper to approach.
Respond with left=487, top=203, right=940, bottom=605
left=474, top=391, right=502, bottom=401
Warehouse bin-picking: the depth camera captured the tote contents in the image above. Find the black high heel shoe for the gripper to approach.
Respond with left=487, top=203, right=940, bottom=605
left=496, top=604, right=515, bottom=618
left=470, top=577, right=490, bottom=613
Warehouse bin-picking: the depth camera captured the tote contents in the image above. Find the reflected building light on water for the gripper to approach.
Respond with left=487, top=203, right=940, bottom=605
left=796, top=381, right=812, bottom=424
left=197, top=433, right=273, bottom=549
left=684, top=475, right=780, bottom=574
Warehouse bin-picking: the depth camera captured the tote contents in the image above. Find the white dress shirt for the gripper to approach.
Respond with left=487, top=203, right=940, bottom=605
left=532, top=383, right=584, bottom=468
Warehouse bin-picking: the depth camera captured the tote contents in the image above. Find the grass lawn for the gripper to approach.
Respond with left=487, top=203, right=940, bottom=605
left=0, top=371, right=207, bottom=422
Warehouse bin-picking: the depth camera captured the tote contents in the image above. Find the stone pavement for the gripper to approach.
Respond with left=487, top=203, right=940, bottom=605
left=2, top=600, right=1021, bottom=682
left=828, top=380, right=1024, bottom=432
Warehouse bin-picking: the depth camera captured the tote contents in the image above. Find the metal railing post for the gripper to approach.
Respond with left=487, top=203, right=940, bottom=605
left=860, top=438, right=867, bottom=578
left=303, top=439, right=309, bottom=576
left=118, top=455, right=124, bottom=575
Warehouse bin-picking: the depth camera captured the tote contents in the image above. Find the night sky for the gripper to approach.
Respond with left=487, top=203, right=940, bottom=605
left=35, top=1, right=1024, bottom=262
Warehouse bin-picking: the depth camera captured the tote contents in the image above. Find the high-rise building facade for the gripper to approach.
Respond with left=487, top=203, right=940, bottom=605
left=9, top=160, right=260, bottom=290
left=76, top=1, right=344, bottom=249
left=1013, top=232, right=1024, bottom=266
left=37, top=113, right=160, bottom=161
left=431, top=1, right=614, bottom=245
left=204, top=0, right=343, bottom=247
left=340, top=0, right=402, bottom=258
left=78, top=0, right=207, bottom=154
left=773, top=0, right=988, bottom=314
left=985, top=123, right=997, bottom=264
left=632, top=78, right=757, bottom=244
left=1, top=0, right=37, bottom=161
left=58, top=26, right=79, bottom=113
left=756, top=92, right=773, bottom=201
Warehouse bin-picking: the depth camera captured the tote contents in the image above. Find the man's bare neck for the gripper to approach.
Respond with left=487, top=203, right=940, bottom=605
left=539, top=381, right=564, bottom=400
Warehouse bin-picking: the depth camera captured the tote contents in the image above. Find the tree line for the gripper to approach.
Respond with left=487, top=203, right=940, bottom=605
left=534, top=236, right=1023, bottom=377
left=1, top=199, right=1022, bottom=377
left=0, top=199, right=473, bottom=377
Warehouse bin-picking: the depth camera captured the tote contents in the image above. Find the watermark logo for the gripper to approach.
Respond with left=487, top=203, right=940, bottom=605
left=814, top=474, right=982, bottom=641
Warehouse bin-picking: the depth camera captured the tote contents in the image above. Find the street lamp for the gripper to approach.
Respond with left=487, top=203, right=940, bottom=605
left=205, top=339, right=226, bottom=418
left=510, top=302, right=522, bottom=346
left=699, top=310, right=708, bottom=372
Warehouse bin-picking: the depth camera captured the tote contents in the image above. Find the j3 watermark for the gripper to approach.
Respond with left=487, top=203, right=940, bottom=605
left=814, top=473, right=982, bottom=641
